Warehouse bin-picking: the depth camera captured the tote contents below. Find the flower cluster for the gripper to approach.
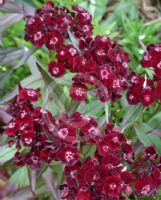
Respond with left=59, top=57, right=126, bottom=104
left=3, top=88, right=161, bottom=199
left=7, top=1, right=161, bottom=199
left=25, top=1, right=70, bottom=49
left=60, top=124, right=134, bottom=200
left=49, top=35, right=130, bottom=102
left=25, top=1, right=93, bottom=49
left=69, top=36, right=130, bottom=102
left=127, top=43, right=161, bottom=106
left=4, top=88, right=78, bottom=169
left=141, top=43, right=161, bottom=76
left=25, top=1, right=131, bottom=103
left=3, top=87, right=102, bottom=169
left=4, top=87, right=53, bottom=169
left=127, top=72, right=156, bottom=106
left=132, top=145, right=161, bottom=197
left=25, top=1, right=161, bottom=107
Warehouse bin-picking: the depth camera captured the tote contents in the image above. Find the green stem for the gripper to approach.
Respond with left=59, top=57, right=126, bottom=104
left=67, top=28, right=81, bottom=54
left=104, top=103, right=109, bottom=123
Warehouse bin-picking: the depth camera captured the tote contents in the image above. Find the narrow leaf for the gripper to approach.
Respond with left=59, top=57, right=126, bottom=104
left=0, top=108, right=13, bottom=123
left=0, top=13, right=23, bottom=33
left=0, top=145, right=16, bottom=165
left=149, top=130, right=161, bottom=137
left=36, top=62, right=67, bottom=113
left=14, top=47, right=37, bottom=69
left=42, top=168, right=60, bottom=200
left=77, top=100, right=103, bottom=116
left=135, top=123, right=161, bottom=154
left=0, top=1, right=35, bottom=16
left=9, top=167, right=29, bottom=187
left=27, top=168, right=36, bottom=196
left=0, top=48, right=24, bottom=65
left=121, top=105, right=143, bottom=131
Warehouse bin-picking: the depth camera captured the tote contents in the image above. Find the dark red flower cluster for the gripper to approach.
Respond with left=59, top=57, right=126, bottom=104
left=132, top=145, right=161, bottom=197
left=60, top=144, right=161, bottom=200
left=4, top=87, right=54, bottom=169
left=25, top=1, right=130, bottom=103
left=60, top=124, right=134, bottom=200
left=3, top=88, right=102, bottom=169
left=70, top=36, right=130, bottom=102
left=141, top=43, right=161, bottom=76
left=25, top=1, right=93, bottom=49
left=3, top=88, right=161, bottom=199
left=127, top=43, right=161, bottom=106
left=49, top=35, right=130, bottom=102
left=25, top=1, right=72, bottom=48
left=127, top=65, right=161, bottom=106
left=71, top=5, right=93, bottom=38
left=127, top=72, right=156, bottom=106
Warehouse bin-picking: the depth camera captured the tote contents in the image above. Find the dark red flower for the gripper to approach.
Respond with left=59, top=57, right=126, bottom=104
left=20, top=88, right=41, bottom=102
left=135, top=177, right=155, bottom=196
left=56, top=145, right=80, bottom=166
left=55, top=125, right=77, bottom=144
left=48, top=61, right=65, bottom=77
left=156, top=80, right=161, bottom=101
left=4, top=119, right=19, bottom=136
left=14, top=152, right=26, bottom=167
left=104, top=176, right=123, bottom=198
left=46, top=31, right=64, bottom=50
left=21, top=130, right=35, bottom=146
left=69, top=84, right=87, bottom=101
left=121, top=171, right=133, bottom=184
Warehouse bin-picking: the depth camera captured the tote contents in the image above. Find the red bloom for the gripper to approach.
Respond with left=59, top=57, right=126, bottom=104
left=135, top=177, right=155, bottom=196
left=104, top=176, right=123, bottom=198
left=141, top=43, right=161, bottom=69
left=127, top=73, right=156, bottom=106
left=21, top=130, right=35, bottom=146
left=46, top=31, right=64, bottom=50
left=48, top=61, right=65, bottom=77
left=56, top=125, right=77, bottom=144
left=69, top=84, right=87, bottom=101
left=56, top=145, right=80, bottom=166
left=20, top=88, right=41, bottom=102
left=4, top=119, right=20, bottom=136
left=76, top=190, right=92, bottom=200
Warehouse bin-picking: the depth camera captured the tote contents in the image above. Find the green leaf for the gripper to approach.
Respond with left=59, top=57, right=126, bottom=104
left=0, top=108, right=13, bottom=123
left=14, top=47, right=37, bottom=69
left=0, top=48, right=24, bottom=65
left=0, top=145, right=16, bottom=165
left=135, top=124, right=153, bottom=147
left=56, top=73, right=74, bottom=86
left=9, top=167, right=29, bottom=187
left=36, top=62, right=68, bottom=114
left=27, top=168, right=36, bottom=196
left=77, top=100, right=103, bottom=116
left=21, top=74, right=44, bottom=89
left=135, top=123, right=161, bottom=154
left=121, top=105, right=143, bottom=131
left=148, top=112, right=161, bottom=130
left=82, top=145, right=96, bottom=158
